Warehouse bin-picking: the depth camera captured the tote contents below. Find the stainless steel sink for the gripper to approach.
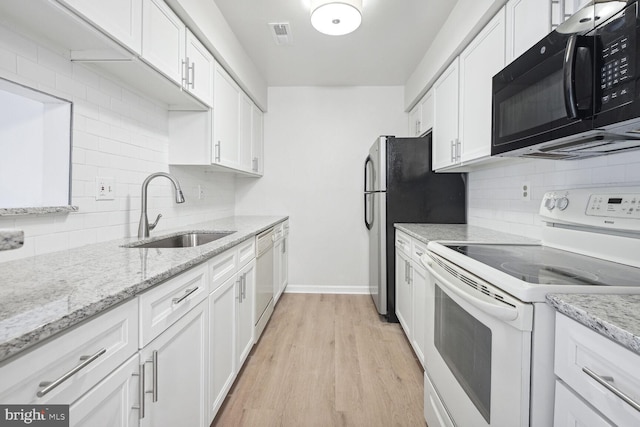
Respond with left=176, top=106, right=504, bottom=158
left=128, top=231, right=236, bottom=248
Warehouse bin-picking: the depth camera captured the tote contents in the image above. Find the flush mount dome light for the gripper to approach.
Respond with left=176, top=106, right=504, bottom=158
left=310, top=0, right=362, bottom=36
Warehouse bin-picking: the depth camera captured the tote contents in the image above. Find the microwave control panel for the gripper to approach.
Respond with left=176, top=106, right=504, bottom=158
left=598, top=5, right=636, bottom=111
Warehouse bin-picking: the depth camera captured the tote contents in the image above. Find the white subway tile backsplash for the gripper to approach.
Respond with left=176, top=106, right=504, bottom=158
left=17, top=56, right=55, bottom=88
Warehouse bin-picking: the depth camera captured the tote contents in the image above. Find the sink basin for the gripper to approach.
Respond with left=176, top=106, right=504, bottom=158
left=129, top=231, right=236, bottom=248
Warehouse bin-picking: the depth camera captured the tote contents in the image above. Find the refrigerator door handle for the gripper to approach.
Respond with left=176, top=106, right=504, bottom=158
left=364, top=156, right=374, bottom=230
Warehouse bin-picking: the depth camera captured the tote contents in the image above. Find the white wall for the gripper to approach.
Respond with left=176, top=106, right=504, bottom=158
left=467, top=151, right=640, bottom=238
left=0, top=24, right=236, bottom=263
left=235, top=86, right=407, bottom=293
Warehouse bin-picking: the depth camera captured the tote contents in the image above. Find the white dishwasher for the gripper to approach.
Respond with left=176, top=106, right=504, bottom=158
left=255, top=228, right=275, bottom=340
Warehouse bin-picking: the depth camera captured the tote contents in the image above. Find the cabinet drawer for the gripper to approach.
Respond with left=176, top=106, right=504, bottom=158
left=237, top=237, right=256, bottom=268
left=395, top=230, right=411, bottom=256
left=554, top=380, right=613, bottom=426
left=411, top=239, right=427, bottom=264
left=555, top=313, right=640, bottom=426
left=139, top=263, right=208, bottom=347
left=210, top=247, right=238, bottom=292
left=0, top=299, right=138, bottom=405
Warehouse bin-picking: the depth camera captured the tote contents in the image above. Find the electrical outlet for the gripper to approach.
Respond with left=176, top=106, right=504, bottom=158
left=197, top=185, right=205, bottom=200
left=96, top=177, right=115, bottom=201
left=521, top=182, right=531, bottom=201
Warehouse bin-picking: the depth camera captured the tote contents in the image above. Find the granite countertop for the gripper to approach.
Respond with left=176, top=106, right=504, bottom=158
left=395, top=223, right=539, bottom=245
left=0, top=229, right=24, bottom=251
left=547, top=293, right=640, bottom=355
left=0, top=215, right=286, bottom=363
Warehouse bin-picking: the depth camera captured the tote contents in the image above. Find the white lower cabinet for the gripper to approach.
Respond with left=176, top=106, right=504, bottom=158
left=69, top=355, right=140, bottom=427
left=236, top=259, right=255, bottom=368
left=410, top=239, right=428, bottom=367
left=139, top=300, right=208, bottom=427
left=273, top=221, right=289, bottom=305
left=395, top=231, right=412, bottom=339
left=554, top=313, right=640, bottom=426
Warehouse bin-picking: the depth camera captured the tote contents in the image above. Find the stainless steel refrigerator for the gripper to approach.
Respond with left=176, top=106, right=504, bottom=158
left=364, top=134, right=466, bottom=322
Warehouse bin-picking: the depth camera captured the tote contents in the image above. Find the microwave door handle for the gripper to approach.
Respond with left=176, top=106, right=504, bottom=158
left=564, top=35, right=581, bottom=119
left=564, top=35, right=593, bottom=119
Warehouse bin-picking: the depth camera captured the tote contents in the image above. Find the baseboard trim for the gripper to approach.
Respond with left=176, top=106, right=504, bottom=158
left=284, top=284, right=369, bottom=295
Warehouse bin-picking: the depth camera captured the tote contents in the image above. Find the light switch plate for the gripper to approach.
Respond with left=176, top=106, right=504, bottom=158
left=96, top=177, right=115, bottom=200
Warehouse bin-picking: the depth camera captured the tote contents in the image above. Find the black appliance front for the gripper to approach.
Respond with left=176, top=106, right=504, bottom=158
left=384, top=134, right=466, bottom=322
left=491, top=1, right=639, bottom=156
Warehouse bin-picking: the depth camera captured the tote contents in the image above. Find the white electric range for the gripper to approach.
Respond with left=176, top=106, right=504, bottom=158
left=420, top=187, right=640, bottom=427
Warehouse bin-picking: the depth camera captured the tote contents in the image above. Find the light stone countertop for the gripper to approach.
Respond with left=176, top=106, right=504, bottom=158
left=395, top=223, right=539, bottom=245
left=547, top=294, right=640, bottom=355
left=0, top=229, right=24, bottom=251
left=0, top=215, right=286, bottom=363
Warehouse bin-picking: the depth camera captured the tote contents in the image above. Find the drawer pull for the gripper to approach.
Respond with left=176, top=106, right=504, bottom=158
left=37, top=348, right=107, bottom=397
left=582, top=366, right=640, bottom=412
left=172, top=287, right=199, bottom=304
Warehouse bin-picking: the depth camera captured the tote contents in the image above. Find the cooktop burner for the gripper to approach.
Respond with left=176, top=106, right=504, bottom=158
left=447, top=244, right=640, bottom=286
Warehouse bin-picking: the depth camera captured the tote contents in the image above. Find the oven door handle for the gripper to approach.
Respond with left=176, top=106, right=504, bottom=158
left=421, top=255, right=519, bottom=322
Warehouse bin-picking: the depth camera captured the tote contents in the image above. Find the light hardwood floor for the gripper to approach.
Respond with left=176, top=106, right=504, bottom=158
left=212, top=293, right=426, bottom=427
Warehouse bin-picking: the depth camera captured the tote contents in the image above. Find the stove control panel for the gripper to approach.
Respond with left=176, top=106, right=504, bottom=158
left=540, top=187, right=640, bottom=232
left=587, top=193, right=640, bottom=218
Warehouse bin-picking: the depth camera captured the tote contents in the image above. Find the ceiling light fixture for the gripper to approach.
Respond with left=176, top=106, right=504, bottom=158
left=310, top=0, right=362, bottom=36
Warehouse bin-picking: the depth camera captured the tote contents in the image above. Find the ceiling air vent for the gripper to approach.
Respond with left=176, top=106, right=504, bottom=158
left=268, top=22, right=293, bottom=46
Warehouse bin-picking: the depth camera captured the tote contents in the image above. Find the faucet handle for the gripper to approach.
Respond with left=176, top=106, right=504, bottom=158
left=149, top=214, right=162, bottom=231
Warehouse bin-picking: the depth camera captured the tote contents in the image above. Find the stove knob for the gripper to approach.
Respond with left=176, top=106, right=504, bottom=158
left=544, top=197, right=556, bottom=211
left=557, top=197, right=569, bottom=211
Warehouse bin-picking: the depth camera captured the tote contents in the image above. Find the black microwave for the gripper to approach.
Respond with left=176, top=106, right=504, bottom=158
left=492, top=0, right=640, bottom=159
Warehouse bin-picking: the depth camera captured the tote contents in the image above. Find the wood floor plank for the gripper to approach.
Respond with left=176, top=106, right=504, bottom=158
left=212, top=294, right=425, bottom=426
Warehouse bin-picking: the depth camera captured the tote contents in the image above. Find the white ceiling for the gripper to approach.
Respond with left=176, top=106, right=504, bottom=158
left=212, top=0, right=458, bottom=87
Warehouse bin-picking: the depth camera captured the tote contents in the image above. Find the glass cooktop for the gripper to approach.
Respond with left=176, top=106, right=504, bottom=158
left=446, top=244, right=640, bottom=286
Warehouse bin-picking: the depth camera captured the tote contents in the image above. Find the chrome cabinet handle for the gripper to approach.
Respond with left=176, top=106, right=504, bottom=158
left=282, top=239, right=286, bottom=254
left=252, top=157, right=259, bottom=172
left=215, top=141, right=221, bottom=162
left=181, top=59, right=188, bottom=86
left=582, top=366, right=640, bottom=412
left=456, top=138, right=461, bottom=162
left=145, top=351, right=158, bottom=403
left=37, top=348, right=107, bottom=397
left=417, top=120, right=421, bottom=135
left=172, top=287, right=198, bottom=304
left=132, top=364, right=145, bottom=418
left=241, top=274, right=246, bottom=299
left=237, top=277, right=243, bottom=303
left=189, top=62, right=195, bottom=89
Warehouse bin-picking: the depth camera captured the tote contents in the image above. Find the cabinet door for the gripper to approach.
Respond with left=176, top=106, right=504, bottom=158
left=69, top=355, right=140, bottom=427
left=554, top=380, right=614, bottom=427
left=409, top=104, right=421, bottom=137
left=432, top=58, right=460, bottom=170
left=185, top=30, right=213, bottom=107
left=141, top=0, right=185, bottom=84
left=273, top=238, right=282, bottom=304
left=280, top=233, right=288, bottom=295
left=419, top=89, right=434, bottom=136
left=506, top=0, right=551, bottom=64
left=236, top=260, right=255, bottom=368
left=208, top=276, right=236, bottom=421
left=459, top=8, right=505, bottom=164
left=411, top=260, right=427, bottom=368
left=140, top=300, right=208, bottom=427
left=251, top=104, right=264, bottom=175
left=59, top=0, right=142, bottom=54
left=213, top=65, right=240, bottom=168
left=395, top=249, right=412, bottom=339
left=239, top=94, right=253, bottom=172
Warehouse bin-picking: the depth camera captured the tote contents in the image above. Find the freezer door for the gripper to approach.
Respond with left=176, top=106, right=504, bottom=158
left=369, top=191, right=387, bottom=315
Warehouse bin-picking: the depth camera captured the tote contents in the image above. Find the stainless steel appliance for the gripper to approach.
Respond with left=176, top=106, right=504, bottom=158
left=421, top=186, right=640, bottom=427
left=492, top=1, right=640, bottom=159
left=255, top=228, right=274, bottom=339
left=364, top=134, right=466, bottom=321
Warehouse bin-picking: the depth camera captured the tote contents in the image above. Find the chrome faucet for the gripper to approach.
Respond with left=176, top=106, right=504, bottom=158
left=138, top=172, right=185, bottom=239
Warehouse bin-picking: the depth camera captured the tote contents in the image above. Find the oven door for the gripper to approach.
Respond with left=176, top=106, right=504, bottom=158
left=421, top=251, right=534, bottom=427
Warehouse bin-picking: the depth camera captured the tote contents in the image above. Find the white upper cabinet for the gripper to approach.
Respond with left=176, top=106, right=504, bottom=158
left=185, top=29, right=214, bottom=107
left=251, top=105, right=264, bottom=175
left=239, top=94, right=253, bottom=172
left=458, top=7, right=506, bottom=163
left=141, top=0, right=186, bottom=85
left=506, top=0, right=551, bottom=64
left=213, top=63, right=241, bottom=169
left=432, top=58, right=460, bottom=171
left=408, top=89, right=434, bottom=137
left=59, top=0, right=142, bottom=54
